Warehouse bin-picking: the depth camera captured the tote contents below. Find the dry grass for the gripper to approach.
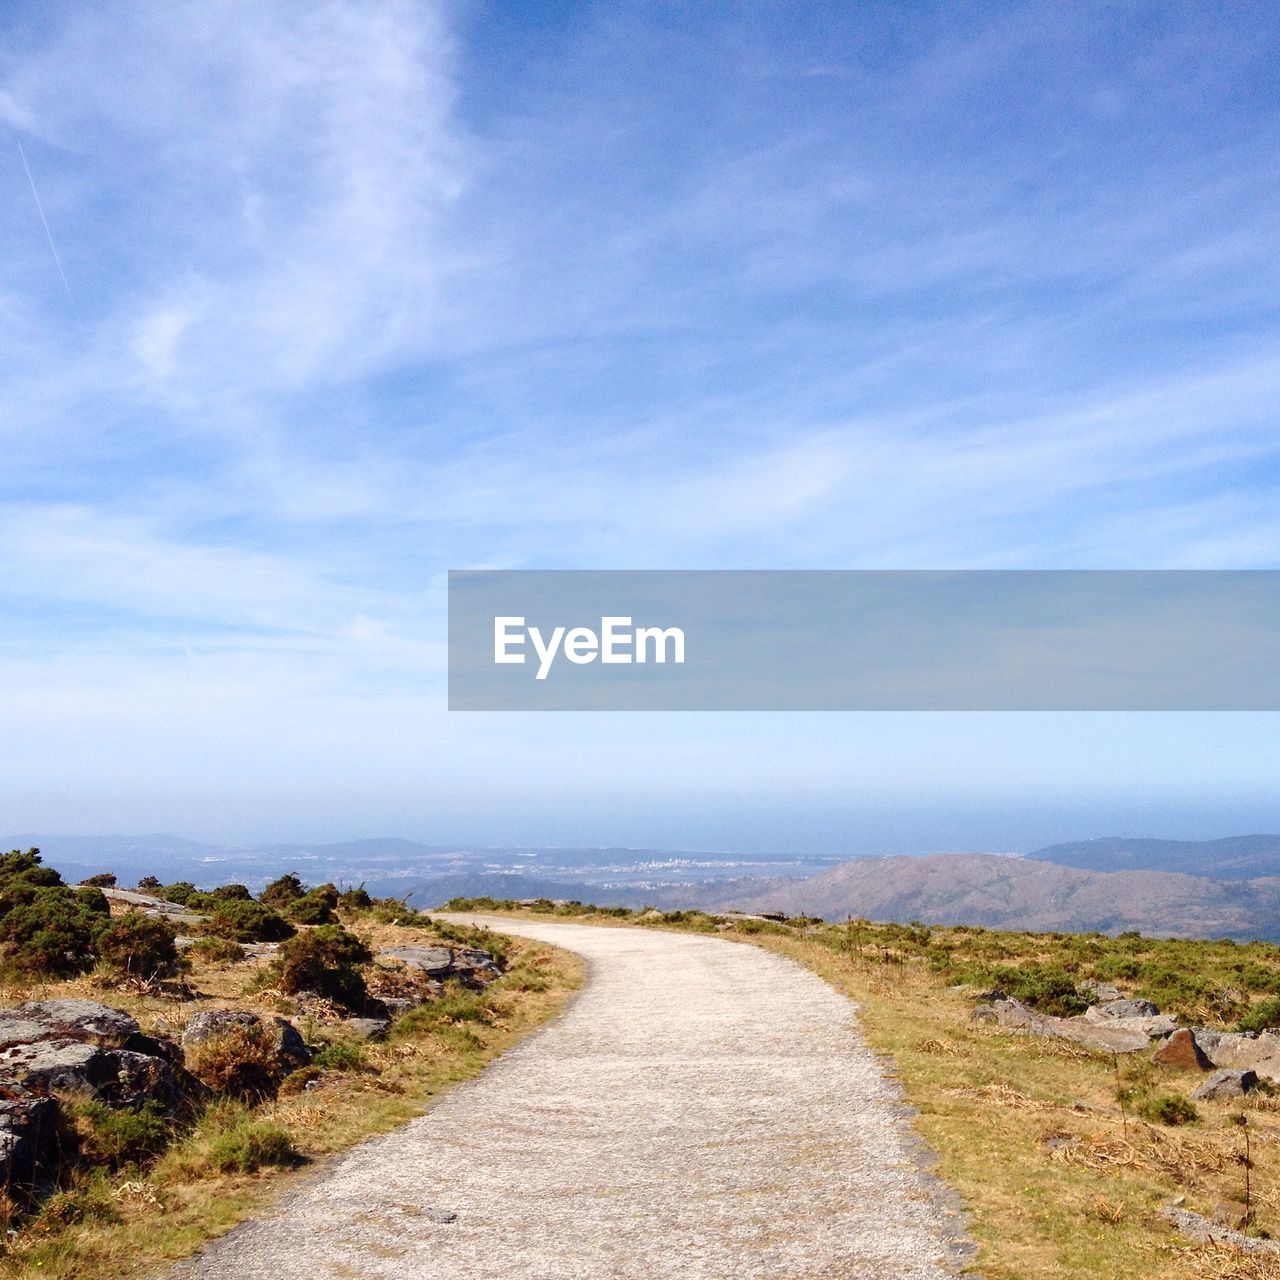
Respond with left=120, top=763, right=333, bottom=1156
left=0, top=912, right=582, bottom=1280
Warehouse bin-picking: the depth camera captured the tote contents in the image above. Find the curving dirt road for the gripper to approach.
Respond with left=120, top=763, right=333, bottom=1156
left=173, top=919, right=973, bottom=1279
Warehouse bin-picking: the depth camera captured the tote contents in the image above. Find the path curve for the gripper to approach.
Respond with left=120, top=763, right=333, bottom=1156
left=173, top=919, right=972, bottom=1279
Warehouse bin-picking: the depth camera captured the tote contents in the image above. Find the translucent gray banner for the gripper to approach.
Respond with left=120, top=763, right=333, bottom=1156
left=447, top=570, right=1280, bottom=711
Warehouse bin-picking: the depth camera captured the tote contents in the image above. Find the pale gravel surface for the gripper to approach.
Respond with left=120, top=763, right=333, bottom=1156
left=170, top=918, right=974, bottom=1279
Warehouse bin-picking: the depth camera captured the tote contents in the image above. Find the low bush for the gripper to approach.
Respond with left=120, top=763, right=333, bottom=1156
left=210, top=883, right=253, bottom=902
left=259, top=873, right=306, bottom=910
left=69, top=1099, right=173, bottom=1169
left=97, top=912, right=181, bottom=980
left=286, top=891, right=337, bottom=926
left=277, top=1064, right=324, bottom=1096
left=1238, top=996, right=1280, bottom=1033
left=203, top=899, right=295, bottom=944
left=186, top=935, right=244, bottom=965
left=337, top=885, right=372, bottom=911
left=990, top=964, right=1089, bottom=1018
left=162, top=881, right=198, bottom=905
left=268, top=924, right=372, bottom=1007
left=184, top=1022, right=284, bottom=1100
left=79, top=873, right=117, bottom=888
left=1138, top=1094, right=1199, bottom=1126
left=311, top=1039, right=367, bottom=1071
left=160, top=1102, right=298, bottom=1179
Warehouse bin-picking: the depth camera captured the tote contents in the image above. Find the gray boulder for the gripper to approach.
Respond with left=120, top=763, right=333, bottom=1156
left=1092, top=998, right=1160, bottom=1019
left=342, top=1017, right=390, bottom=1041
left=377, top=946, right=453, bottom=976
left=0, top=1097, right=61, bottom=1202
left=0, top=1040, right=186, bottom=1109
left=1195, top=1029, right=1280, bottom=1082
left=1080, top=981, right=1122, bottom=1002
left=1191, top=1068, right=1258, bottom=1101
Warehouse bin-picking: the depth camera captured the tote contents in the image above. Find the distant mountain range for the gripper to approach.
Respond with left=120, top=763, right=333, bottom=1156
left=714, top=853, right=1280, bottom=941
left=10, top=829, right=1280, bottom=940
left=1027, top=834, right=1280, bottom=879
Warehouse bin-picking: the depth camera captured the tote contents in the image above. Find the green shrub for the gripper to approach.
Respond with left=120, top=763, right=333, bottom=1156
left=162, top=881, right=198, bottom=905
left=97, top=911, right=181, bottom=980
left=1138, top=1094, right=1199, bottom=1126
left=187, top=936, right=244, bottom=965
left=337, top=885, right=372, bottom=911
left=991, top=964, right=1089, bottom=1017
left=79, top=873, right=117, bottom=888
left=286, top=891, right=337, bottom=926
left=70, top=1099, right=173, bottom=1168
left=136, top=876, right=163, bottom=893
left=268, top=924, right=372, bottom=1007
left=206, top=1118, right=296, bottom=1174
left=311, top=1039, right=367, bottom=1071
left=75, top=885, right=112, bottom=916
left=203, top=899, right=295, bottom=943
left=260, top=873, right=306, bottom=910
left=210, top=883, right=253, bottom=902
left=1238, top=997, right=1280, bottom=1033
left=0, top=886, right=102, bottom=977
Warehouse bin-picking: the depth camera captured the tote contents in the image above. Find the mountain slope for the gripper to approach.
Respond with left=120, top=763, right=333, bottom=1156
left=716, top=853, right=1280, bottom=940
left=1028, top=834, right=1280, bottom=879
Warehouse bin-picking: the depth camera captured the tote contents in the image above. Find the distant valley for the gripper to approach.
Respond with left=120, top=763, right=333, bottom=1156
left=10, top=829, right=1280, bottom=941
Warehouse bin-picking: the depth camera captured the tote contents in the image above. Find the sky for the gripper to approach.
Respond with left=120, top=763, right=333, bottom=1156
left=1, top=0, right=1278, bottom=853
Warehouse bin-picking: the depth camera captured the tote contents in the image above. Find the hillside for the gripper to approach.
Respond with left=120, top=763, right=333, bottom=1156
left=717, top=852, right=1280, bottom=940
left=1028, top=833, right=1280, bottom=878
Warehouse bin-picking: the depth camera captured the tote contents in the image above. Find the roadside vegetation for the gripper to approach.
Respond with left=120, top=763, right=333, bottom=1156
left=446, top=896, right=1280, bottom=1279
left=0, top=856, right=581, bottom=1280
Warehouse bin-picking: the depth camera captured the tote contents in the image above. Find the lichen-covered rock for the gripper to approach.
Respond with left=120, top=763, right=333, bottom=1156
left=377, top=946, right=453, bottom=976
left=0, top=999, right=196, bottom=1109
left=1195, top=1029, right=1280, bottom=1082
left=1191, top=1068, right=1258, bottom=1101
left=0, top=1040, right=186, bottom=1108
left=0, top=1097, right=61, bottom=1201
left=1092, top=998, right=1160, bottom=1019
left=342, top=1017, right=390, bottom=1041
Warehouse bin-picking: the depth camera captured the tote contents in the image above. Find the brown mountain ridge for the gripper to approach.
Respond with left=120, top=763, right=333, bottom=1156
left=717, top=853, right=1280, bottom=941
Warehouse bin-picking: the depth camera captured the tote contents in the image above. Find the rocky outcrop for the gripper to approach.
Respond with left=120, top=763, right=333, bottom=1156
left=1191, top=1068, right=1258, bottom=1101
left=0, top=1000, right=195, bottom=1109
left=1194, top=1029, right=1280, bottom=1082
left=95, top=887, right=203, bottom=925
left=0, top=1096, right=61, bottom=1201
left=972, top=995, right=1174, bottom=1053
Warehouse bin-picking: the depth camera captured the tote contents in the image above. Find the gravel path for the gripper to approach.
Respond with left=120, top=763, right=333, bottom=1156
left=171, top=919, right=973, bottom=1279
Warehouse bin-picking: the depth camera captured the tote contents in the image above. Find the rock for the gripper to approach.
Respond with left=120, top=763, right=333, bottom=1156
left=0, top=999, right=141, bottom=1050
left=1191, top=1068, right=1258, bottom=1101
left=380, top=997, right=418, bottom=1018
left=1080, top=981, right=1122, bottom=1002
left=1153, top=1028, right=1212, bottom=1071
left=1163, top=1205, right=1280, bottom=1254
left=378, top=946, right=453, bottom=976
left=970, top=1004, right=998, bottom=1024
left=182, top=1009, right=310, bottom=1071
left=0, top=999, right=197, bottom=1109
left=1196, top=1030, right=1280, bottom=1082
left=342, top=1017, right=390, bottom=1041
left=97, top=887, right=203, bottom=924
left=1093, top=998, right=1160, bottom=1019
left=0, top=1097, right=61, bottom=1201
left=0, top=1040, right=187, bottom=1108
left=988, top=997, right=1039, bottom=1029
left=1082, top=1007, right=1178, bottom=1038
left=449, top=947, right=502, bottom=978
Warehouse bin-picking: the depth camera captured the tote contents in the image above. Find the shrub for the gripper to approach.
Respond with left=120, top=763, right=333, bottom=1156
left=203, top=899, right=294, bottom=944
left=1238, top=997, right=1280, bottom=1033
left=184, top=1023, right=282, bottom=1100
left=278, top=1065, right=324, bottom=1096
left=70, top=1099, right=172, bottom=1168
left=80, top=873, right=116, bottom=888
left=311, top=1039, right=367, bottom=1071
left=0, top=886, right=102, bottom=977
left=162, top=881, right=198, bottom=905
left=337, top=885, right=372, bottom=911
left=97, top=912, right=180, bottom=980
left=75, top=885, right=112, bottom=916
left=136, top=876, right=163, bottom=893
left=259, top=873, right=305, bottom=910
left=160, top=1102, right=298, bottom=1179
left=187, top=936, right=244, bottom=965
left=210, top=883, right=253, bottom=902
left=286, top=891, right=337, bottom=926
left=269, top=924, right=371, bottom=1007
left=1139, top=1094, right=1199, bottom=1126
left=0, top=848, right=63, bottom=891
left=991, top=964, right=1089, bottom=1018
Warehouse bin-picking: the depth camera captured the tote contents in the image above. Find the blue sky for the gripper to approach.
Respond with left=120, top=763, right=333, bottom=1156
left=2, top=1, right=1278, bottom=850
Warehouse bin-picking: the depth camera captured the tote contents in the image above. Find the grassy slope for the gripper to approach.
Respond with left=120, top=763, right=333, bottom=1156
left=0, top=916, right=582, bottom=1280
left=456, top=904, right=1280, bottom=1280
